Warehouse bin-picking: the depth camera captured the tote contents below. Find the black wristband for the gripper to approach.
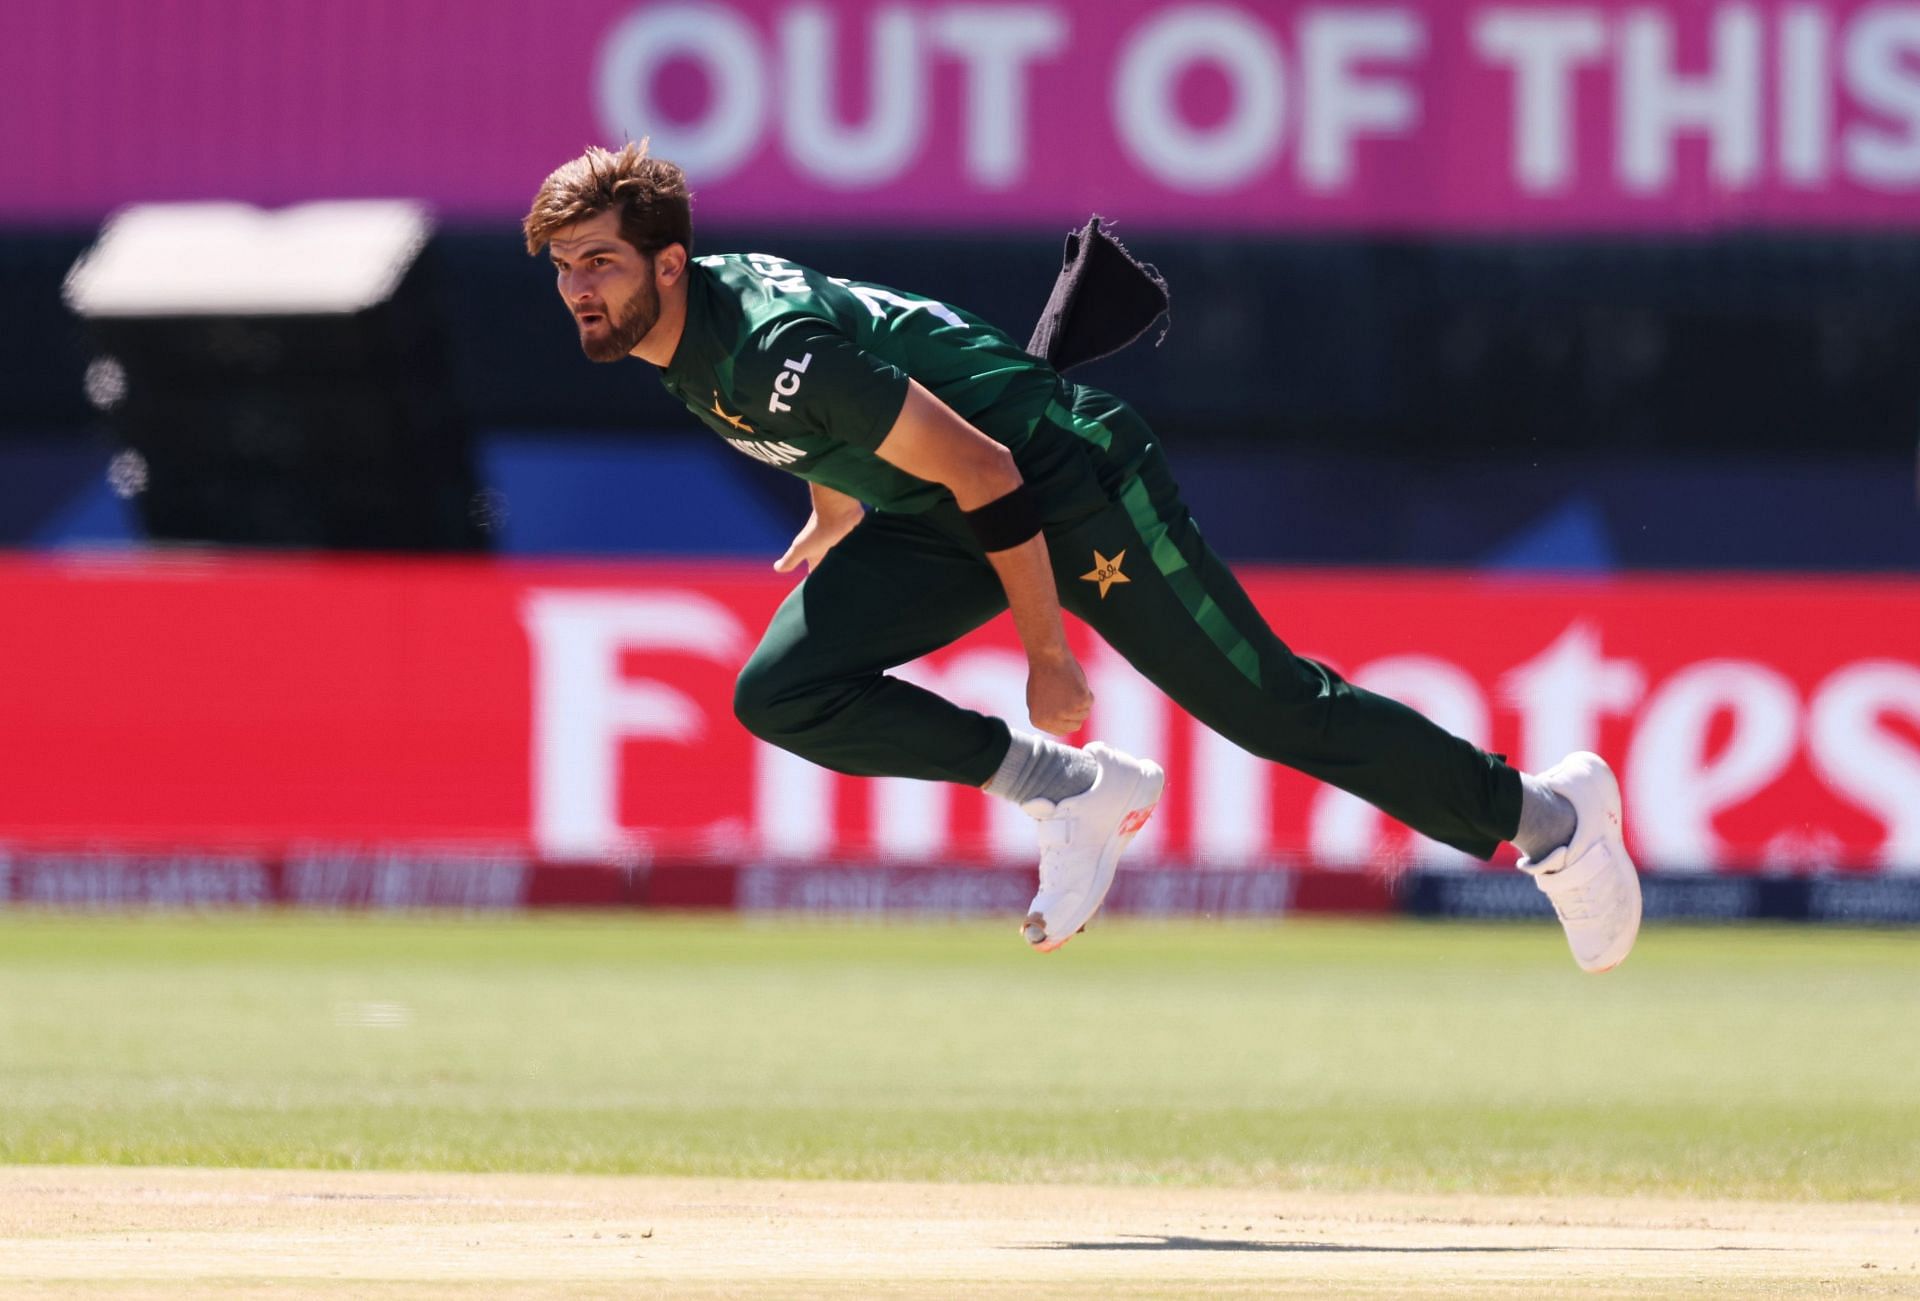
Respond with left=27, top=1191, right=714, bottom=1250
left=963, top=482, right=1044, bottom=552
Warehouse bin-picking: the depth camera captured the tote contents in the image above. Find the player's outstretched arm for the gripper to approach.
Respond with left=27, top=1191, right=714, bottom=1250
left=875, top=382, right=1092, bottom=736
left=774, top=483, right=864, bottom=575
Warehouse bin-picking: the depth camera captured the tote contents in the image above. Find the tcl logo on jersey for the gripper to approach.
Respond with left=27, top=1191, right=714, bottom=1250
left=768, top=353, right=812, bottom=414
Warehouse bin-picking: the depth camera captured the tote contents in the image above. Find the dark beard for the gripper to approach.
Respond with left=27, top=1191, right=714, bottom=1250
left=580, top=289, right=656, bottom=363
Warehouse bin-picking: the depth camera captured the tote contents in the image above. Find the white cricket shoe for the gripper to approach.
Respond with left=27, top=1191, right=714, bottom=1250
left=1019, top=741, right=1165, bottom=953
left=1517, top=751, right=1642, bottom=973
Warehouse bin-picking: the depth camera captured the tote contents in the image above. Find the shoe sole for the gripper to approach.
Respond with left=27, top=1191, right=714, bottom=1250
left=1025, top=760, right=1165, bottom=953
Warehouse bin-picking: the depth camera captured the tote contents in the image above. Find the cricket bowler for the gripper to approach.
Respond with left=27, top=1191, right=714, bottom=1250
left=523, top=142, right=1642, bottom=970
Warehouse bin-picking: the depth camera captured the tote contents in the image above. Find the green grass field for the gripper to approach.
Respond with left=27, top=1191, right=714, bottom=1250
left=1, top=914, right=1914, bottom=1201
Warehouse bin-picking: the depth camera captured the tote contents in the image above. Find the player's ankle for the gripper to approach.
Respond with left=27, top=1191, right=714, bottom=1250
left=1512, top=772, right=1576, bottom=862
left=982, top=730, right=1097, bottom=806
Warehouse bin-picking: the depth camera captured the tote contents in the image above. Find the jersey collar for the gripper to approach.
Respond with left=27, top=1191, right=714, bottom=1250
left=657, top=261, right=728, bottom=396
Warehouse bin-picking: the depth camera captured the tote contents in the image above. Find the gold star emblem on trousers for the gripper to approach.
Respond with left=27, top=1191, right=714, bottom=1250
left=710, top=391, right=753, bottom=433
left=1081, top=549, right=1130, bottom=599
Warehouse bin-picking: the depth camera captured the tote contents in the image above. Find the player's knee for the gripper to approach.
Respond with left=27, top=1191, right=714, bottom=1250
left=732, top=662, right=817, bottom=743
left=732, top=663, right=780, bottom=740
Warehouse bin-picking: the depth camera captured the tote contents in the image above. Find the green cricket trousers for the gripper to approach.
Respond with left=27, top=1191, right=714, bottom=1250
left=732, top=386, right=1524, bottom=858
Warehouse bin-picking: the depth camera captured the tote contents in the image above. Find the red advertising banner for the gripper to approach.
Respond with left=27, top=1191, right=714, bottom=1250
left=6, top=1, right=1920, bottom=231
left=0, top=554, right=1914, bottom=877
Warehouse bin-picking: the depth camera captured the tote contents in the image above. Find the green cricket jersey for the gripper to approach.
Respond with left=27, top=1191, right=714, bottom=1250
left=664, top=256, right=1528, bottom=865
left=656, top=254, right=1139, bottom=516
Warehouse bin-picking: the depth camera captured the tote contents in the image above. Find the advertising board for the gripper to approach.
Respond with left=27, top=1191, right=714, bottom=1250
left=9, top=2, right=1920, bottom=230
left=1, top=556, right=1912, bottom=878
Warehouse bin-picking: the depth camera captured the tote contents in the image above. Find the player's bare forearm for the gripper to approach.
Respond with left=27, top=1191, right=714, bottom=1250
left=808, top=481, right=863, bottom=522
left=984, top=533, right=1073, bottom=663
left=875, top=381, right=1091, bottom=733
left=985, top=533, right=1092, bottom=734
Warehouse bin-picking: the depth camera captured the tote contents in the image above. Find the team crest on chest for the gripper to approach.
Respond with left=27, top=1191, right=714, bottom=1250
left=1081, top=549, right=1130, bottom=599
left=709, top=391, right=754, bottom=433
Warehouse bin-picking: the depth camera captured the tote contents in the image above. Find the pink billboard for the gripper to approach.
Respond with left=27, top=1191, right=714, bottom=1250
left=8, top=0, right=1920, bottom=230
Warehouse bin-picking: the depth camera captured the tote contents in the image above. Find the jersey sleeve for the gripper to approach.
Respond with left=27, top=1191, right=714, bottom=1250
left=736, top=317, right=910, bottom=451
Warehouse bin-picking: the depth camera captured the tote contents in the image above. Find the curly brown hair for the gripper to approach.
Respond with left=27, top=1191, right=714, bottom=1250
left=522, top=141, right=693, bottom=257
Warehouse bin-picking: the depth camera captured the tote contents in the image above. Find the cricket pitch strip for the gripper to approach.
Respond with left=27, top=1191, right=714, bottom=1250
left=0, top=1166, right=1914, bottom=1298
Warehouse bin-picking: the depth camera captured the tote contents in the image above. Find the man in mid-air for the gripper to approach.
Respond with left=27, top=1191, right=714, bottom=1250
left=523, top=142, right=1641, bottom=970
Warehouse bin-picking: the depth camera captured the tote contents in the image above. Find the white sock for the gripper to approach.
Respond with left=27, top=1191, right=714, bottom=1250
left=982, top=730, right=1097, bottom=807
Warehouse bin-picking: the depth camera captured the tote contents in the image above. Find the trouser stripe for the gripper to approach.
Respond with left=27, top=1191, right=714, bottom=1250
left=1047, top=399, right=1264, bottom=688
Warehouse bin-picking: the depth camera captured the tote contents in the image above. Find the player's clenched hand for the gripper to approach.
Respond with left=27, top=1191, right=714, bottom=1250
left=773, top=507, right=862, bottom=575
left=1027, top=652, right=1093, bottom=736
